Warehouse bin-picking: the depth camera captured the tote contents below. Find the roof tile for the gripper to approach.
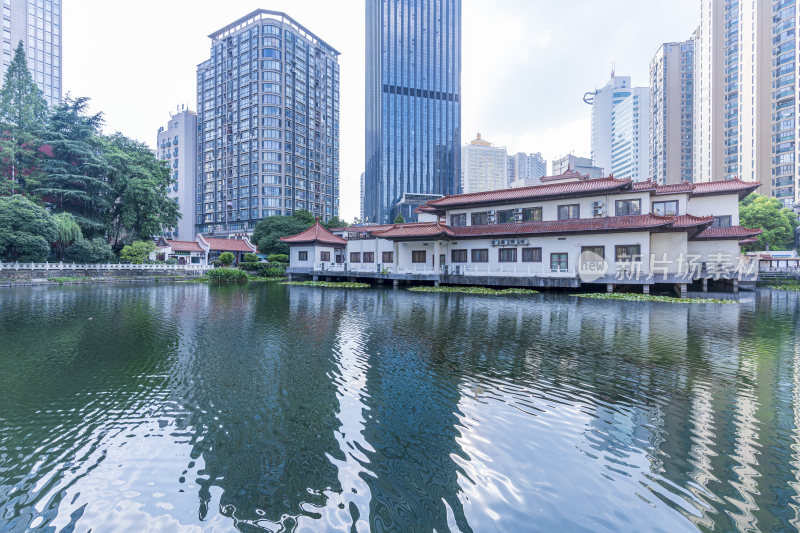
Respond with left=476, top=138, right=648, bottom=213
left=279, top=221, right=347, bottom=245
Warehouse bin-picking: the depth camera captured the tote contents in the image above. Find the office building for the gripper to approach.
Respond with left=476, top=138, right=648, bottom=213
left=2, top=0, right=61, bottom=106
left=364, top=0, right=462, bottom=224
left=157, top=107, right=197, bottom=241
left=508, top=152, right=547, bottom=187
left=610, top=86, right=649, bottom=181
left=195, top=10, right=340, bottom=237
left=551, top=154, right=604, bottom=179
left=649, top=39, right=694, bottom=185
left=461, top=133, right=507, bottom=194
left=695, top=0, right=798, bottom=207
left=584, top=74, right=632, bottom=173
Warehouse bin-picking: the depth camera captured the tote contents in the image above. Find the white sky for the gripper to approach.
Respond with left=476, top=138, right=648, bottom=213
left=63, top=0, right=699, bottom=221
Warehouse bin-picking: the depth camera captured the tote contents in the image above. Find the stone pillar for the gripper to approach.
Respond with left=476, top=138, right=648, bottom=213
left=702, top=278, right=708, bottom=293
left=606, top=283, right=614, bottom=293
left=326, top=276, right=331, bottom=282
left=312, top=274, right=319, bottom=282
left=679, top=283, right=687, bottom=298
left=643, top=285, right=650, bottom=294
left=733, top=279, right=739, bottom=294
left=393, top=279, right=399, bottom=288
left=434, top=281, right=440, bottom=287
left=287, top=273, right=292, bottom=281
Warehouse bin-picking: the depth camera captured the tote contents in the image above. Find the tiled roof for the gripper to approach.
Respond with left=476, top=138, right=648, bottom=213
left=167, top=240, right=204, bottom=252
left=653, top=182, right=695, bottom=195
left=539, top=169, right=589, bottom=182
left=690, top=179, right=760, bottom=198
left=371, top=223, right=454, bottom=239
left=692, top=226, right=763, bottom=240
left=671, top=215, right=714, bottom=229
left=424, top=176, right=632, bottom=209
left=738, top=237, right=759, bottom=245
left=279, top=221, right=347, bottom=245
left=204, top=237, right=256, bottom=252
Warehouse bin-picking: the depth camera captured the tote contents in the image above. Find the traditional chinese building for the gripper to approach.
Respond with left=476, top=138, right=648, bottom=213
left=282, top=172, right=762, bottom=292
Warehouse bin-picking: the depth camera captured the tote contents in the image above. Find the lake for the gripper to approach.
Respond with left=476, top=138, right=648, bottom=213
left=0, top=282, right=798, bottom=532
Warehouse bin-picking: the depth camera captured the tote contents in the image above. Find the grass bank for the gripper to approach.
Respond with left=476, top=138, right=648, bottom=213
left=768, top=282, right=800, bottom=291
left=577, top=293, right=738, bottom=304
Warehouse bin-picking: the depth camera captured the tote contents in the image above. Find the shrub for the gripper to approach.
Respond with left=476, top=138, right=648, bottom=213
left=207, top=267, right=248, bottom=283
left=120, top=240, right=156, bottom=264
left=218, top=252, right=235, bottom=266
left=165, top=257, right=179, bottom=265
left=238, top=261, right=260, bottom=271
left=256, top=262, right=286, bottom=278
left=243, top=253, right=258, bottom=263
left=267, top=253, right=289, bottom=264
left=211, top=259, right=222, bottom=267
left=64, top=238, right=114, bottom=263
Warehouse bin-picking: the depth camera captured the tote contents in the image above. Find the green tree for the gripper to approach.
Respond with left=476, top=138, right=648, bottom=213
left=393, top=213, right=405, bottom=224
left=323, top=216, right=350, bottom=229
left=104, top=133, right=179, bottom=245
left=51, top=212, right=82, bottom=259
left=739, top=193, right=799, bottom=250
left=218, top=252, right=234, bottom=266
left=0, top=194, right=56, bottom=261
left=252, top=211, right=315, bottom=256
left=119, top=240, right=155, bottom=264
left=35, top=97, right=113, bottom=239
left=0, top=42, right=48, bottom=195
left=64, top=237, right=113, bottom=264
left=242, top=253, right=258, bottom=263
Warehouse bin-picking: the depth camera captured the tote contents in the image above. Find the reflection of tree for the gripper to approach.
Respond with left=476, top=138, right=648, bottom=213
left=178, top=284, right=345, bottom=529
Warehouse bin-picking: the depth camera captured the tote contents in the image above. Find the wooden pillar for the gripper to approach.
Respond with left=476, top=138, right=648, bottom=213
left=606, top=283, right=614, bottom=293
left=702, top=278, right=708, bottom=293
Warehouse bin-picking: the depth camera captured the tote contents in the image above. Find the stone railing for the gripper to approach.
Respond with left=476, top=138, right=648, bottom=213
left=0, top=262, right=211, bottom=271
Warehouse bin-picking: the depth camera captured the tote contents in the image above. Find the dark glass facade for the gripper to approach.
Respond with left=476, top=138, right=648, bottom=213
left=365, top=0, right=461, bottom=224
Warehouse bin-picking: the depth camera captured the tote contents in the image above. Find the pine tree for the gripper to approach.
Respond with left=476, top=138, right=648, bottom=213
left=0, top=41, right=48, bottom=195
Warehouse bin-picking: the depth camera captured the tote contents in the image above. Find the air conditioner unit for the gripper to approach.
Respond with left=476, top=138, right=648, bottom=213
left=491, top=240, right=499, bottom=246
left=519, top=238, right=528, bottom=245
left=513, top=208, right=523, bottom=213
left=509, top=239, right=518, bottom=245
left=592, top=201, right=604, bottom=208
left=487, top=210, right=496, bottom=215
left=499, top=239, right=508, bottom=245
left=487, top=215, right=496, bottom=223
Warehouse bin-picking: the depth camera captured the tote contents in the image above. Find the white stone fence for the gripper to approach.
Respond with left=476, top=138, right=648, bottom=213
left=0, top=262, right=212, bottom=272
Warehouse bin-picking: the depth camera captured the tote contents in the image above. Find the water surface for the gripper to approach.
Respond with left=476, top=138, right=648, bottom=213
left=0, top=283, right=798, bottom=532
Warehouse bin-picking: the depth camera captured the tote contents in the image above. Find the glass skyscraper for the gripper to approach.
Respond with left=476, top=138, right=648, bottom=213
left=196, top=10, right=340, bottom=237
left=364, top=0, right=461, bottom=224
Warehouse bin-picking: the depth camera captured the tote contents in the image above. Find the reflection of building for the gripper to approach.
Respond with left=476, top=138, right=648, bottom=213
left=2, top=0, right=62, bottom=106
left=196, top=10, right=340, bottom=236
left=461, top=133, right=508, bottom=194
left=156, top=108, right=197, bottom=240
left=364, top=0, right=461, bottom=224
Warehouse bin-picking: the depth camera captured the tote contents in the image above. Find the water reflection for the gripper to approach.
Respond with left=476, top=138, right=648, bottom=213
left=0, top=284, right=799, bottom=532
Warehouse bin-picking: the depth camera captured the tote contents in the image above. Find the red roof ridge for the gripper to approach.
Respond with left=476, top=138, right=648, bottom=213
left=279, top=221, right=347, bottom=245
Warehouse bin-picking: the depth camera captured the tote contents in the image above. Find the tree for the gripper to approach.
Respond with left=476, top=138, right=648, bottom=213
left=252, top=212, right=315, bottom=256
left=35, top=97, right=113, bottom=239
left=393, top=213, right=405, bottom=224
left=323, top=216, right=350, bottom=229
left=0, top=42, right=49, bottom=195
left=739, top=193, right=799, bottom=250
left=119, top=240, right=155, bottom=264
left=0, top=194, right=56, bottom=262
left=64, top=237, right=113, bottom=264
left=104, top=133, right=179, bottom=245
left=51, top=212, right=82, bottom=259
left=218, top=252, right=234, bottom=266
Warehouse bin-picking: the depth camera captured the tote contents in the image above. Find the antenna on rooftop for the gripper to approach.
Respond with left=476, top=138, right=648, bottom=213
left=611, top=61, right=615, bottom=78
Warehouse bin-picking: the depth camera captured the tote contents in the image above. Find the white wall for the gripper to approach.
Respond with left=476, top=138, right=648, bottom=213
left=687, top=240, right=741, bottom=263
left=688, top=194, right=740, bottom=224
left=650, top=233, right=688, bottom=273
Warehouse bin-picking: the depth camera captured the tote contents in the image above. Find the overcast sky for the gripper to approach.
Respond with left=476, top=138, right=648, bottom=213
left=63, top=0, right=699, bottom=221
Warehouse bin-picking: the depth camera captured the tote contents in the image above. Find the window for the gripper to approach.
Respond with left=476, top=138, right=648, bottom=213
left=471, top=212, right=490, bottom=225
left=497, top=209, right=515, bottom=223
left=557, top=204, right=580, bottom=220
left=471, top=249, right=489, bottom=263
left=450, top=213, right=466, bottom=226
left=652, top=200, right=679, bottom=216
left=451, top=249, right=467, bottom=262
left=298, top=250, right=308, bottom=261
left=522, top=248, right=542, bottom=262
left=412, top=251, right=427, bottom=263
left=581, top=246, right=605, bottom=259
left=521, top=207, right=542, bottom=222
left=615, top=199, right=642, bottom=216
left=350, top=252, right=361, bottom=263
left=712, top=215, right=732, bottom=228
left=320, top=251, right=330, bottom=261
left=615, top=245, right=641, bottom=262
left=382, top=251, right=393, bottom=263
left=550, top=253, right=568, bottom=271
left=363, top=252, right=374, bottom=263
left=498, top=248, right=517, bottom=262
